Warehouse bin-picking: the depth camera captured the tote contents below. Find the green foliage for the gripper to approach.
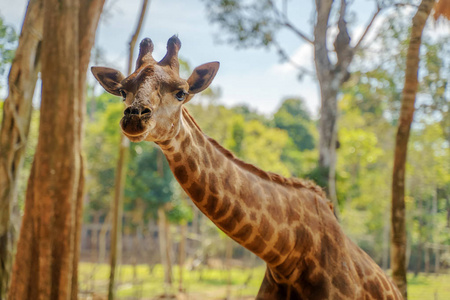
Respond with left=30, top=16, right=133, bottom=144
left=0, top=16, right=17, bottom=78
left=273, top=98, right=314, bottom=151
left=125, top=143, right=176, bottom=219
left=203, top=0, right=277, bottom=48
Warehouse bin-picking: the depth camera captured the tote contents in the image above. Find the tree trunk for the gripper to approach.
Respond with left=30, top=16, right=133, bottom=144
left=107, top=135, right=128, bottom=300
left=178, top=221, right=187, bottom=293
left=313, top=0, right=347, bottom=219
left=107, top=2, right=149, bottom=298
left=72, top=1, right=105, bottom=298
left=424, top=245, right=430, bottom=274
left=434, top=247, right=440, bottom=274
left=390, top=0, right=434, bottom=297
left=99, top=211, right=111, bottom=264
left=0, top=1, right=43, bottom=297
left=158, top=206, right=173, bottom=293
left=382, top=211, right=390, bottom=271
left=8, top=0, right=81, bottom=298
left=317, top=85, right=340, bottom=219
left=7, top=1, right=104, bottom=299
left=225, top=238, right=233, bottom=300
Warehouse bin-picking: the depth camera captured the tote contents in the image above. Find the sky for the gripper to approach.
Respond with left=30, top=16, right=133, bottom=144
left=1, top=0, right=393, bottom=117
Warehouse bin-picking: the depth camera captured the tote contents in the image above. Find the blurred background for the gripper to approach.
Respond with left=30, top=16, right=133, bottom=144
left=0, top=0, right=449, bottom=299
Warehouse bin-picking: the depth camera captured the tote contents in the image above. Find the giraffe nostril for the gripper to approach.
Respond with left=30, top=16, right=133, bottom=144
left=124, top=106, right=140, bottom=116
left=141, top=107, right=152, bottom=116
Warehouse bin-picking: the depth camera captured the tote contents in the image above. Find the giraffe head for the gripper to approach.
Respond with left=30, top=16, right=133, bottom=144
left=91, top=36, right=219, bottom=142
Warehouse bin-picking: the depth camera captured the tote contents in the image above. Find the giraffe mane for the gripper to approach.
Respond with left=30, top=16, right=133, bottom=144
left=182, top=107, right=327, bottom=199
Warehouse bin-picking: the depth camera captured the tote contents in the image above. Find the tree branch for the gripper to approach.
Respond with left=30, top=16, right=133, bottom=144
left=272, top=41, right=315, bottom=76
left=283, top=21, right=314, bottom=45
left=128, top=0, right=150, bottom=74
left=268, top=0, right=314, bottom=44
left=354, top=5, right=382, bottom=51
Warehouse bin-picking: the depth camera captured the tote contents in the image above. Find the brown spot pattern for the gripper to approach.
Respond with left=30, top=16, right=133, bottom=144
left=214, top=197, right=230, bottom=219
left=274, top=229, right=291, bottom=255
left=234, top=224, right=253, bottom=241
left=240, top=184, right=261, bottom=209
left=262, top=250, right=281, bottom=265
left=187, top=157, right=197, bottom=172
left=202, top=153, right=211, bottom=168
left=194, top=130, right=205, bottom=146
left=318, top=235, right=338, bottom=268
left=364, top=279, right=383, bottom=299
left=208, top=172, right=219, bottom=194
left=267, top=204, right=284, bottom=225
left=259, top=215, right=274, bottom=241
left=332, top=274, right=352, bottom=296
left=217, top=215, right=238, bottom=232
left=174, top=166, right=188, bottom=184
left=187, top=181, right=204, bottom=202
left=173, top=153, right=182, bottom=162
left=230, top=202, right=245, bottom=223
left=204, top=195, right=218, bottom=215
left=181, top=136, right=191, bottom=149
left=246, top=235, right=267, bottom=254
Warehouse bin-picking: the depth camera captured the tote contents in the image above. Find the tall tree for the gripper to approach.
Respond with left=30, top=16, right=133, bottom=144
left=203, top=0, right=384, bottom=214
left=391, top=0, right=435, bottom=297
left=0, top=1, right=43, bottom=298
left=108, top=1, right=150, bottom=299
left=7, top=0, right=105, bottom=299
left=73, top=0, right=106, bottom=297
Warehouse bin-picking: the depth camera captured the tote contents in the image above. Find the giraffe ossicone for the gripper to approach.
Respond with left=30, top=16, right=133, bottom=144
left=92, top=36, right=402, bottom=299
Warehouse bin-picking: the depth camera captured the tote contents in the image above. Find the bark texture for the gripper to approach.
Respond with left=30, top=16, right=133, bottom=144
left=391, top=0, right=434, bottom=297
left=0, top=1, right=43, bottom=298
left=7, top=0, right=104, bottom=299
left=314, top=0, right=354, bottom=218
left=72, top=0, right=106, bottom=298
left=8, top=0, right=81, bottom=298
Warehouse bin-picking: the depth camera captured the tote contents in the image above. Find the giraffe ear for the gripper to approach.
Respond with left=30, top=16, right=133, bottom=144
left=187, top=62, right=220, bottom=96
left=91, top=66, right=125, bottom=97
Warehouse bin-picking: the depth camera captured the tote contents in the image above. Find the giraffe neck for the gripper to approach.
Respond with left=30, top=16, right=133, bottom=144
left=156, top=108, right=403, bottom=298
left=157, top=108, right=326, bottom=277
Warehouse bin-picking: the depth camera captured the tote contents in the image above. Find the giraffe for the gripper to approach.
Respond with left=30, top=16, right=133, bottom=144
left=92, top=36, right=403, bottom=300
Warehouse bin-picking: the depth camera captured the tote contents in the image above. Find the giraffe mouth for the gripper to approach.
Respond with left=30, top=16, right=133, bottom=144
left=122, top=130, right=149, bottom=142
left=120, top=115, right=150, bottom=142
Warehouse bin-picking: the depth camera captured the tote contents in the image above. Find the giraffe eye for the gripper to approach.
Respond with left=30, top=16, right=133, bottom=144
left=119, top=89, right=126, bottom=100
left=175, top=90, right=187, bottom=101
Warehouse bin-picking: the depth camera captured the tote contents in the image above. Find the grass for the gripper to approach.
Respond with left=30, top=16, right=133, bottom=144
left=79, top=263, right=450, bottom=299
left=79, top=263, right=264, bottom=299
left=408, top=273, right=450, bottom=300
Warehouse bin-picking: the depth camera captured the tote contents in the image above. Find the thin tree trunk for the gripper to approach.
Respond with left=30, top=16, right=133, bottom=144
left=313, top=0, right=345, bottom=219
left=225, top=238, right=233, bottom=300
left=107, top=1, right=149, bottom=298
left=8, top=0, right=81, bottom=298
left=178, top=221, right=187, bottom=293
left=99, top=211, right=111, bottom=264
left=107, top=136, right=128, bottom=300
left=382, top=210, right=390, bottom=271
left=434, top=247, right=440, bottom=274
left=72, top=1, right=105, bottom=298
left=158, top=206, right=173, bottom=293
left=0, top=1, right=43, bottom=297
left=390, top=0, right=434, bottom=297
left=91, top=213, right=100, bottom=262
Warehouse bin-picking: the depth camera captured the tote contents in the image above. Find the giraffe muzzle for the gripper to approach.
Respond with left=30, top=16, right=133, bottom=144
left=121, top=105, right=152, bottom=137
